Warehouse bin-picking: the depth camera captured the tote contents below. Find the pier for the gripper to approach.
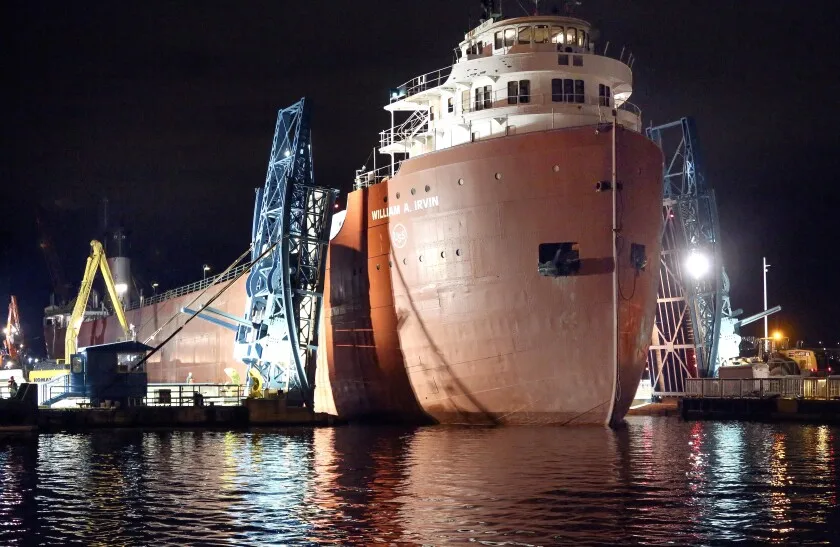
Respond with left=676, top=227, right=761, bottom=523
left=680, top=376, right=840, bottom=423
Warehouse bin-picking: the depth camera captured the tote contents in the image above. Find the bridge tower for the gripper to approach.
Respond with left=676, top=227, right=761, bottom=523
left=646, top=118, right=726, bottom=394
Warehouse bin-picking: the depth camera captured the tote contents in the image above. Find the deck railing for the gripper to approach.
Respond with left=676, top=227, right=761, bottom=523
left=684, top=376, right=840, bottom=400
left=34, top=377, right=245, bottom=407
left=125, top=263, right=251, bottom=311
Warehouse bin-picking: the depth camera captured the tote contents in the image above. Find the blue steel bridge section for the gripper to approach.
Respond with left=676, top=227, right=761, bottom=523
left=646, top=118, right=726, bottom=394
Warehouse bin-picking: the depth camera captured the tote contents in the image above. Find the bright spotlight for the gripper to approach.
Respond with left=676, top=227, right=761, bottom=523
left=685, top=251, right=710, bottom=279
left=115, top=283, right=128, bottom=295
left=773, top=331, right=783, bottom=341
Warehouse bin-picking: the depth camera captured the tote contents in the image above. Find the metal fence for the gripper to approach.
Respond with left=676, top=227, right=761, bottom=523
left=34, top=376, right=245, bottom=408
left=685, top=377, right=840, bottom=400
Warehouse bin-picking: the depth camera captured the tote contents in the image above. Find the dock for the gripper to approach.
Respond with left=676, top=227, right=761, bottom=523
left=680, top=376, right=840, bottom=423
left=0, top=384, right=339, bottom=433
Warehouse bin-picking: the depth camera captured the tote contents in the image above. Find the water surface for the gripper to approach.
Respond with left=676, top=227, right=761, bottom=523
left=1, top=418, right=838, bottom=545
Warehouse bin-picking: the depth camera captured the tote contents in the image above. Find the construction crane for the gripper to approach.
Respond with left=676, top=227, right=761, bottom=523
left=65, top=240, right=132, bottom=361
left=3, top=296, right=22, bottom=365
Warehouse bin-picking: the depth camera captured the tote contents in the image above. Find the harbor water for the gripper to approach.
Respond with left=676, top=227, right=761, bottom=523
left=1, top=417, right=839, bottom=545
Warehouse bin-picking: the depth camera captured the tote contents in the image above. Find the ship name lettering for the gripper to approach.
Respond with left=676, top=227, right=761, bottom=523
left=371, top=196, right=439, bottom=220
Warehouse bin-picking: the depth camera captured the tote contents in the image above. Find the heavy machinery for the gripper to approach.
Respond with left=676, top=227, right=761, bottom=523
left=30, top=240, right=134, bottom=383
left=65, top=240, right=133, bottom=360
left=2, top=296, right=23, bottom=368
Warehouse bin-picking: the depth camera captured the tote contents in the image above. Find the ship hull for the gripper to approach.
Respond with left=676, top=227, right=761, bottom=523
left=325, top=126, right=662, bottom=425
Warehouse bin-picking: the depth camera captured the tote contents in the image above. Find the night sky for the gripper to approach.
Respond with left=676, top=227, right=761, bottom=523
left=3, top=0, right=838, bottom=354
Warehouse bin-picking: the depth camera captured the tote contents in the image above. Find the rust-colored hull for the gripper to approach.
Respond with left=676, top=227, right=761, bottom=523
left=322, top=126, right=662, bottom=425
left=45, top=126, right=662, bottom=425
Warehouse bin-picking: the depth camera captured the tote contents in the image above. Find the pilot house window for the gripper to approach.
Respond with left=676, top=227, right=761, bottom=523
left=507, top=80, right=530, bottom=104
left=518, top=26, right=532, bottom=45
left=534, top=25, right=549, bottom=44
left=504, top=28, right=516, bottom=47
left=494, top=31, right=503, bottom=50
left=447, top=97, right=454, bottom=113
left=552, top=79, right=585, bottom=103
left=599, top=84, right=612, bottom=107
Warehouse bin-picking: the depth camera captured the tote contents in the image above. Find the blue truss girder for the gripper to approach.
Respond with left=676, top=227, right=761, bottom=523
left=646, top=117, right=724, bottom=390
left=236, top=98, right=337, bottom=405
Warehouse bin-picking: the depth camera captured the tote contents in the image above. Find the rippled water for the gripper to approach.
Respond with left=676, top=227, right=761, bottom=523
left=1, top=418, right=839, bottom=545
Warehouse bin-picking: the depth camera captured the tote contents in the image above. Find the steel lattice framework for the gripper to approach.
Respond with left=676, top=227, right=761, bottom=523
left=646, top=118, right=724, bottom=394
left=235, top=98, right=337, bottom=406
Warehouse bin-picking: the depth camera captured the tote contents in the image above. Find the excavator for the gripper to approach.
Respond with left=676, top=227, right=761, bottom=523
left=29, top=240, right=133, bottom=382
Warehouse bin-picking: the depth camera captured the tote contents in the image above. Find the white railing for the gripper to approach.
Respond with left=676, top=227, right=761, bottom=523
left=685, top=376, right=840, bottom=400
left=124, top=263, right=250, bottom=311
left=379, top=108, right=430, bottom=149
left=390, top=66, right=453, bottom=102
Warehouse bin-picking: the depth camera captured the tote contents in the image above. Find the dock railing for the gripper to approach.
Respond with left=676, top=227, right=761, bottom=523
left=684, top=376, right=840, bottom=400
left=36, top=380, right=245, bottom=408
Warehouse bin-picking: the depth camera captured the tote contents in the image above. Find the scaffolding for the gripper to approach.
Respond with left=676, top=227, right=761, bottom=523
left=646, top=118, right=725, bottom=395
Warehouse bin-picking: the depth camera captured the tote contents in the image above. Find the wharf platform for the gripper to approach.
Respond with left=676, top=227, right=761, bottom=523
left=0, top=384, right=339, bottom=432
left=680, top=376, right=840, bottom=424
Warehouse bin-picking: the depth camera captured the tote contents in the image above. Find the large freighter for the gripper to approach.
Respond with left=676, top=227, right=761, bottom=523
left=44, top=8, right=663, bottom=425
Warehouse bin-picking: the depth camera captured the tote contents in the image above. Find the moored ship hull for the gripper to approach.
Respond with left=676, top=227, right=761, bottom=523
left=324, top=126, right=662, bottom=425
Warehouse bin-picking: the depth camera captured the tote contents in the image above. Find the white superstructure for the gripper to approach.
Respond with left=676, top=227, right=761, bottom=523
left=365, top=15, right=639, bottom=184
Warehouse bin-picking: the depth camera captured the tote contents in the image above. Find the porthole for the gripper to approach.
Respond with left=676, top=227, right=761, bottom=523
left=553, top=165, right=560, bottom=172
left=440, top=251, right=446, bottom=259
left=396, top=192, right=401, bottom=199
left=457, top=178, right=464, bottom=186
left=456, top=249, right=461, bottom=256
left=402, top=258, right=407, bottom=265
left=425, top=185, right=431, bottom=192
left=419, top=255, right=423, bottom=262
left=411, top=188, right=417, bottom=195
left=495, top=172, right=502, bottom=180
left=376, top=264, right=381, bottom=270
left=383, top=195, right=388, bottom=203
left=389, top=261, right=393, bottom=268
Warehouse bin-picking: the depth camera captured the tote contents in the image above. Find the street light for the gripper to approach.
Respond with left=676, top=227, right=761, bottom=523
left=685, top=250, right=710, bottom=279
left=203, top=264, right=211, bottom=281
left=763, top=257, right=771, bottom=339
left=151, top=282, right=159, bottom=296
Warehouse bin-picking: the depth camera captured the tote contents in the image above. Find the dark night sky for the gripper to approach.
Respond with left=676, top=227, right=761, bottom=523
left=3, top=0, right=839, bottom=354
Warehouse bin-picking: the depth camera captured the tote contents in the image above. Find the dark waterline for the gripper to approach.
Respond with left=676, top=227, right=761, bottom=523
left=1, top=417, right=839, bottom=545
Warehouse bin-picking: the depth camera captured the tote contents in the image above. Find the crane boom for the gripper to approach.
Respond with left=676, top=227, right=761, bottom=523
left=65, top=240, right=131, bottom=360
left=4, top=296, right=22, bottom=360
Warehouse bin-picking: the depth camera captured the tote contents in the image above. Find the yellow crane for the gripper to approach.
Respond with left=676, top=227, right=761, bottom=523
left=65, top=240, right=131, bottom=361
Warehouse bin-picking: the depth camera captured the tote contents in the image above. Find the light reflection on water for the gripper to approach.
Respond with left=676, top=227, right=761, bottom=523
left=1, top=418, right=839, bottom=545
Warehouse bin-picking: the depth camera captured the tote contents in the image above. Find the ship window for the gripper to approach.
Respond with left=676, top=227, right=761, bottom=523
left=519, top=80, right=530, bottom=104
left=551, top=26, right=565, bottom=45
left=457, top=178, right=464, bottom=185
left=551, top=78, right=563, bottom=102
left=573, top=55, right=583, bottom=66
left=425, top=184, right=431, bottom=192
left=566, top=27, right=577, bottom=46
left=475, top=87, right=483, bottom=111
left=396, top=192, right=400, bottom=198
left=411, top=188, right=416, bottom=195
left=448, top=97, right=454, bottom=113
left=462, top=90, right=470, bottom=112
left=484, top=85, right=492, bottom=109
left=577, top=30, right=585, bottom=47
left=456, top=249, right=461, bottom=256
left=429, top=105, right=435, bottom=121
left=518, top=26, right=532, bottom=45
left=558, top=54, right=569, bottom=66
left=538, top=242, right=580, bottom=277
left=599, top=84, right=611, bottom=107
left=574, top=79, right=585, bottom=103
left=376, top=264, right=381, bottom=271
left=563, top=79, right=574, bottom=102
left=534, top=25, right=549, bottom=44
left=495, top=31, right=503, bottom=50
left=504, top=28, right=515, bottom=47
left=507, top=81, right=518, bottom=105
left=477, top=41, right=483, bottom=54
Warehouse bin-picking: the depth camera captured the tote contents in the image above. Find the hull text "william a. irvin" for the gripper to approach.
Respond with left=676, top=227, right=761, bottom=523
left=371, top=196, right=439, bottom=220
